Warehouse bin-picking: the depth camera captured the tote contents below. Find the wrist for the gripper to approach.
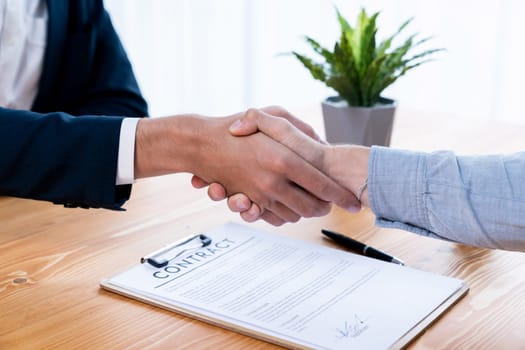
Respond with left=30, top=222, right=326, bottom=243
left=353, top=146, right=370, bottom=206
left=134, top=115, right=209, bottom=178
left=324, top=145, right=370, bottom=207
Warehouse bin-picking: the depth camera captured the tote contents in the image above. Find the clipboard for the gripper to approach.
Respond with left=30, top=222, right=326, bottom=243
left=101, top=222, right=468, bottom=350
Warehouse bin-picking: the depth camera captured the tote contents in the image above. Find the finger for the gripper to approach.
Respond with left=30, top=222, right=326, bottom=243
left=229, top=112, right=354, bottom=212
left=227, top=194, right=253, bottom=212
left=258, top=112, right=326, bottom=165
left=229, top=113, right=259, bottom=136
left=285, top=158, right=361, bottom=212
left=231, top=110, right=327, bottom=169
left=262, top=140, right=361, bottom=212
left=207, top=183, right=227, bottom=201
left=191, top=175, right=209, bottom=188
left=234, top=196, right=295, bottom=225
left=267, top=201, right=301, bottom=223
left=260, top=210, right=286, bottom=226
left=260, top=106, right=324, bottom=142
left=232, top=113, right=360, bottom=212
left=229, top=107, right=324, bottom=143
left=270, top=181, right=333, bottom=218
left=239, top=203, right=263, bottom=222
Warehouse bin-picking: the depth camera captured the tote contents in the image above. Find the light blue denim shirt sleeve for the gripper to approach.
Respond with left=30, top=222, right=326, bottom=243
left=368, top=146, right=525, bottom=251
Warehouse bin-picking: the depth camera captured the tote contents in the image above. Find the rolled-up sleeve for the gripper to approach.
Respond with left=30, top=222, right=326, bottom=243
left=368, top=146, right=525, bottom=251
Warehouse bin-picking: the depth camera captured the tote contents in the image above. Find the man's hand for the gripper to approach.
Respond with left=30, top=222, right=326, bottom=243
left=191, top=107, right=364, bottom=224
left=136, top=109, right=359, bottom=226
left=225, top=111, right=372, bottom=210
left=191, top=106, right=335, bottom=224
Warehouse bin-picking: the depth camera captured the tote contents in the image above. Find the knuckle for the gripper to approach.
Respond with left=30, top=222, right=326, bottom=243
left=315, top=202, right=332, bottom=217
left=227, top=195, right=247, bottom=212
left=272, top=156, right=289, bottom=173
left=289, top=215, right=300, bottom=223
left=258, top=175, right=277, bottom=193
left=312, top=180, right=332, bottom=198
left=290, top=196, right=316, bottom=218
left=245, top=108, right=259, bottom=120
left=266, top=105, right=285, bottom=114
left=262, top=212, right=282, bottom=226
left=314, top=146, right=327, bottom=166
left=300, top=204, right=317, bottom=218
left=262, top=152, right=289, bottom=174
left=278, top=118, right=294, bottom=132
left=301, top=206, right=316, bottom=218
left=240, top=212, right=257, bottom=223
left=304, top=124, right=315, bottom=136
left=257, top=195, right=273, bottom=213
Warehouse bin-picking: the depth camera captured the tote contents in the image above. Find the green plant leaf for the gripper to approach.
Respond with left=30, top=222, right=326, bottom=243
left=362, top=54, right=387, bottom=106
left=336, top=7, right=354, bottom=38
left=304, top=36, right=334, bottom=63
left=403, top=48, right=444, bottom=64
left=359, top=12, right=379, bottom=70
left=335, top=35, right=362, bottom=104
left=291, top=7, right=442, bottom=107
left=412, top=35, right=434, bottom=48
left=292, top=52, right=327, bottom=83
left=377, top=17, right=412, bottom=56
left=375, top=59, right=434, bottom=95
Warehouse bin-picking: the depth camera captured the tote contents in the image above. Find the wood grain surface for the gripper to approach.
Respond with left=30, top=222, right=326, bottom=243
left=2, top=109, right=525, bottom=349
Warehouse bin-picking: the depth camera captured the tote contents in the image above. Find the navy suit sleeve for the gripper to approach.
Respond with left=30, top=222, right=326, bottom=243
left=0, top=108, right=128, bottom=210
left=9, top=0, right=151, bottom=210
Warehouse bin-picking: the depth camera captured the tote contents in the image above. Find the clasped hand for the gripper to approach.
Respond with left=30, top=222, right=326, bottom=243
left=191, top=106, right=368, bottom=226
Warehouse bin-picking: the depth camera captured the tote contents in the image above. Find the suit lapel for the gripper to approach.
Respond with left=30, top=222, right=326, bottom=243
left=32, top=0, right=69, bottom=112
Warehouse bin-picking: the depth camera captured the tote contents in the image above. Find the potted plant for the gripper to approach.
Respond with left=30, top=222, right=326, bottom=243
left=293, top=7, right=442, bottom=146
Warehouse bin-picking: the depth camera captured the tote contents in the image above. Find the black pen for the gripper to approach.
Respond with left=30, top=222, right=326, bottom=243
left=321, top=229, right=405, bottom=266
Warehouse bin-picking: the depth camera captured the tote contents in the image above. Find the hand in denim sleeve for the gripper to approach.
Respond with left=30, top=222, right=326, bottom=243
left=369, top=146, right=525, bottom=251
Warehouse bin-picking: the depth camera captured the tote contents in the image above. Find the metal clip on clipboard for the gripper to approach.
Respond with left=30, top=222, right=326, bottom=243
left=140, top=234, right=212, bottom=268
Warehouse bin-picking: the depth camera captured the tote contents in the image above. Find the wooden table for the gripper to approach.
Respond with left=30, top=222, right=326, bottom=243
left=2, top=109, right=525, bottom=349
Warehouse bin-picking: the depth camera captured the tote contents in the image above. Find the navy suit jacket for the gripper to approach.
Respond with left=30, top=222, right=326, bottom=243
left=0, top=0, right=148, bottom=210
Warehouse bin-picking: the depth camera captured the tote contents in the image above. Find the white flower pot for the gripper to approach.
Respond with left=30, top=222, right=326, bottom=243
left=321, top=96, right=397, bottom=146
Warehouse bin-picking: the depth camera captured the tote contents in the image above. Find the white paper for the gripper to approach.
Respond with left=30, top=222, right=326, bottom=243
left=104, top=222, right=466, bottom=350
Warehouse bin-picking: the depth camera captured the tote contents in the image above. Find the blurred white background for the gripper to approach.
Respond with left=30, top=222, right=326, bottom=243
left=104, top=0, right=525, bottom=125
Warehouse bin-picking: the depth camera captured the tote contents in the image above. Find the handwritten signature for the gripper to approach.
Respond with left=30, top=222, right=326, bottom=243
left=335, top=314, right=369, bottom=339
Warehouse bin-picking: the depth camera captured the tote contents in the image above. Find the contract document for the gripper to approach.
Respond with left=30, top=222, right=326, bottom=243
left=101, top=222, right=468, bottom=350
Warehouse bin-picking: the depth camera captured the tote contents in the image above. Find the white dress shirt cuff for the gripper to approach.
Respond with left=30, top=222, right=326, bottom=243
left=116, top=117, right=140, bottom=185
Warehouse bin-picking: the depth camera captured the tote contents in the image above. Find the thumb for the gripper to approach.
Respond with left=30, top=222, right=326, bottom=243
left=229, top=118, right=258, bottom=136
left=228, top=108, right=326, bottom=168
left=243, top=110, right=326, bottom=168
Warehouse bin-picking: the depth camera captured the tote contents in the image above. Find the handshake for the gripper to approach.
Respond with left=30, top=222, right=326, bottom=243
left=135, top=106, right=371, bottom=226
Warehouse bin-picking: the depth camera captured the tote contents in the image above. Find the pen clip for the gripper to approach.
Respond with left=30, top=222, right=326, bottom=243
left=141, top=234, right=212, bottom=268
